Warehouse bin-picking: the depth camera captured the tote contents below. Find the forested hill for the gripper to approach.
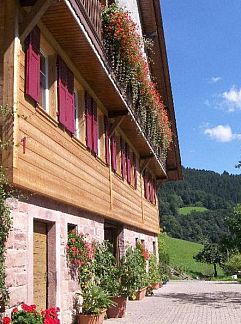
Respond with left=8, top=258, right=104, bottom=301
left=158, top=167, right=241, bottom=243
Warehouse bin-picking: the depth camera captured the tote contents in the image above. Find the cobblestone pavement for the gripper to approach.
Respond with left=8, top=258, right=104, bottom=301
left=106, top=281, right=241, bottom=324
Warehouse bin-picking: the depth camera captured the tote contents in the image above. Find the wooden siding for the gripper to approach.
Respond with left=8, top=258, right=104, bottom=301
left=10, top=21, right=160, bottom=234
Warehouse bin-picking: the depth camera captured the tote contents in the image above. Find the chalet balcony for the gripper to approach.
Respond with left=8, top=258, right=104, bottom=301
left=19, top=0, right=181, bottom=180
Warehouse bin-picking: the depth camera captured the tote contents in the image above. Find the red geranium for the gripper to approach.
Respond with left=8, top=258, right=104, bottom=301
left=2, top=317, right=11, bottom=324
left=102, top=4, right=172, bottom=154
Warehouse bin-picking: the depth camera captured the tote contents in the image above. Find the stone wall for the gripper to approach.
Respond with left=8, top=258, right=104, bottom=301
left=123, top=225, right=159, bottom=258
left=5, top=196, right=104, bottom=324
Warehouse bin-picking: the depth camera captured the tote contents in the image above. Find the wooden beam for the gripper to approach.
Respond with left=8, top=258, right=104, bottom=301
left=108, top=110, right=128, bottom=118
left=109, top=116, right=126, bottom=137
left=19, top=0, right=56, bottom=42
left=140, top=154, right=154, bottom=160
left=140, top=157, right=152, bottom=174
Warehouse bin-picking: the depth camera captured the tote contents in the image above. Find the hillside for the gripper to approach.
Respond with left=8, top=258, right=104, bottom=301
left=163, top=235, right=224, bottom=277
left=159, top=167, right=241, bottom=243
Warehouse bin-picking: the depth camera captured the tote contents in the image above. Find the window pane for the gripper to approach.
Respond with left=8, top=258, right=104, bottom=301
left=40, top=53, right=47, bottom=110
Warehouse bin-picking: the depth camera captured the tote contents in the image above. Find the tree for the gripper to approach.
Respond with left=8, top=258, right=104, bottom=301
left=193, top=242, right=225, bottom=277
left=225, top=204, right=241, bottom=251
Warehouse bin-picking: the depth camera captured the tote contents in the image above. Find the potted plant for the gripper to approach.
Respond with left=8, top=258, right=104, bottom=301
left=78, top=284, right=114, bottom=324
left=148, top=254, right=161, bottom=290
left=124, top=246, right=149, bottom=301
left=93, top=241, right=127, bottom=319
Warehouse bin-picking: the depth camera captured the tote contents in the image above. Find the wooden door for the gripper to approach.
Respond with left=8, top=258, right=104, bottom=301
left=33, top=221, right=48, bottom=310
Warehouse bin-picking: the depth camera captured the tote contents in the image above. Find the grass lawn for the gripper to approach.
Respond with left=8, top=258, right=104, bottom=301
left=179, top=206, right=208, bottom=215
left=163, top=235, right=224, bottom=278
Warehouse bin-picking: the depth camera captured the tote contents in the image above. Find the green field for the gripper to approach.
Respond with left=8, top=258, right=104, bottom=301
left=179, top=206, right=208, bottom=215
left=163, top=235, right=224, bottom=277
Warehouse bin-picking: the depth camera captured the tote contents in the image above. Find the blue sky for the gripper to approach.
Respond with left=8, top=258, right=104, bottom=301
left=161, top=1, right=241, bottom=174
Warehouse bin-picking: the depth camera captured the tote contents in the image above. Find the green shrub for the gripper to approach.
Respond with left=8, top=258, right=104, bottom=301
left=223, top=253, right=241, bottom=275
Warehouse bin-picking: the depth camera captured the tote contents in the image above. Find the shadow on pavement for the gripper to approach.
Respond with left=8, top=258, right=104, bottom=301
left=154, top=291, right=241, bottom=308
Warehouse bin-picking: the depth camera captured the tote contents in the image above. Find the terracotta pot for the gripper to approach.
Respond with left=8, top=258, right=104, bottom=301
left=135, top=287, right=147, bottom=301
left=78, top=309, right=106, bottom=324
left=107, top=296, right=127, bottom=318
left=151, top=282, right=160, bottom=290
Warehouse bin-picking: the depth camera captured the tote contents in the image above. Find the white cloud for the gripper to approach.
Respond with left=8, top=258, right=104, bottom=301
left=222, top=86, right=241, bottom=112
left=204, top=125, right=241, bottom=142
left=209, top=76, right=222, bottom=84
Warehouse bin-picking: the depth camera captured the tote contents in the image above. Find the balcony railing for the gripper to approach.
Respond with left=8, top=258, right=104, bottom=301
left=76, top=0, right=102, bottom=40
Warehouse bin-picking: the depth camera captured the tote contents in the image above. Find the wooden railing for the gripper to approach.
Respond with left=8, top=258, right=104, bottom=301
left=77, top=0, right=102, bottom=40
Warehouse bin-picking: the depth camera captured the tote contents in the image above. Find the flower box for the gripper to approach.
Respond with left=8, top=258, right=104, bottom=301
left=107, top=296, right=127, bottom=318
left=78, top=309, right=106, bottom=324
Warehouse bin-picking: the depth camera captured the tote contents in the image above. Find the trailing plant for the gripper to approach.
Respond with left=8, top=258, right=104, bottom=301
left=102, top=4, right=172, bottom=159
left=0, top=105, right=15, bottom=312
left=1, top=304, right=60, bottom=324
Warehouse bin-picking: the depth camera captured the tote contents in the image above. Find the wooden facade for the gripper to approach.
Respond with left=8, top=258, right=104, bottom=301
left=1, top=0, right=181, bottom=236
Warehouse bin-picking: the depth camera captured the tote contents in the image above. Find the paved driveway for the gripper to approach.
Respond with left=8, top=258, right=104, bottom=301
left=106, top=281, right=241, bottom=324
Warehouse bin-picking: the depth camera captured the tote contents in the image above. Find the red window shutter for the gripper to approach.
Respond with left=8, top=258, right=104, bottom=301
left=120, top=137, right=125, bottom=180
left=57, top=57, right=75, bottom=133
left=92, top=100, right=98, bottom=155
left=154, top=179, right=157, bottom=205
left=133, top=153, right=137, bottom=189
left=144, top=171, right=147, bottom=199
left=146, top=173, right=150, bottom=201
left=25, top=26, right=40, bottom=103
left=104, top=116, right=110, bottom=165
left=126, top=144, right=131, bottom=185
left=110, top=133, right=117, bottom=172
left=85, top=92, right=93, bottom=150
left=66, top=69, right=75, bottom=134
left=150, top=178, right=154, bottom=203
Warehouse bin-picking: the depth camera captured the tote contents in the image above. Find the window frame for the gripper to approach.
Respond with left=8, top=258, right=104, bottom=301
left=39, top=49, right=49, bottom=113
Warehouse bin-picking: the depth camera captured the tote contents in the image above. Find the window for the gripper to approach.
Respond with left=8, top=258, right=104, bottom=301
left=85, top=92, right=98, bottom=155
left=40, top=51, right=48, bottom=111
left=110, top=132, right=117, bottom=172
left=116, top=134, right=121, bottom=175
left=153, top=241, right=157, bottom=255
left=74, top=90, right=79, bottom=138
left=144, top=171, right=157, bottom=205
left=104, top=222, right=123, bottom=261
left=98, top=111, right=105, bottom=161
left=68, top=223, right=77, bottom=234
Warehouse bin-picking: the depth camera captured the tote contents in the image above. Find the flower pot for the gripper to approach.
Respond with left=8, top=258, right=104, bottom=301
left=151, top=282, right=160, bottom=290
left=78, top=309, right=106, bottom=324
left=107, top=296, right=127, bottom=318
left=135, top=287, right=147, bottom=301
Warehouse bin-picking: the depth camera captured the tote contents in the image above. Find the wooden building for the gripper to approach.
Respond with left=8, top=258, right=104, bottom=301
left=0, top=0, right=181, bottom=322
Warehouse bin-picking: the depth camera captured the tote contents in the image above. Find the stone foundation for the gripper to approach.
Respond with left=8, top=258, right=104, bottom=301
left=4, top=196, right=158, bottom=323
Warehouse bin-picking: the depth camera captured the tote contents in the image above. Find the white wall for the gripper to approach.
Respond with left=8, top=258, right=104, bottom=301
left=118, top=0, right=143, bottom=36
